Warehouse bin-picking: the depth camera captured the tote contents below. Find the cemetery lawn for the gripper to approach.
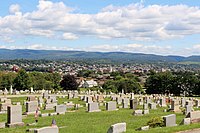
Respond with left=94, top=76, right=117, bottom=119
left=1, top=96, right=200, bottom=133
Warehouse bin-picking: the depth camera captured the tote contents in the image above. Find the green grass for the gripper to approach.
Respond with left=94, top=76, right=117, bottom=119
left=1, top=97, right=200, bottom=133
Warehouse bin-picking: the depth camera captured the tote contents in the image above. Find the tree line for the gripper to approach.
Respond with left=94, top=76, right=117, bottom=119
left=145, top=71, right=200, bottom=96
left=0, top=69, right=199, bottom=96
left=0, top=69, right=78, bottom=91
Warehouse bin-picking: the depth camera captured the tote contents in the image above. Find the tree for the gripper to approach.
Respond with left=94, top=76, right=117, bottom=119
left=145, top=71, right=173, bottom=94
left=103, top=78, right=142, bottom=93
left=44, top=72, right=61, bottom=90
left=13, top=69, right=31, bottom=91
left=60, top=74, right=78, bottom=90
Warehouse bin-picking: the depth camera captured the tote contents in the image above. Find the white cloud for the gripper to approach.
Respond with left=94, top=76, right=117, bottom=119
left=0, top=1, right=200, bottom=46
left=85, top=43, right=174, bottom=55
left=62, top=33, right=78, bottom=40
left=9, top=4, right=20, bottom=14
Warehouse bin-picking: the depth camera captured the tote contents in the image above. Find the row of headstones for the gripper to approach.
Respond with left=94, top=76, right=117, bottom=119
left=87, top=100, right=157, bottom=113
left=3, top=104, right=200, bottom=130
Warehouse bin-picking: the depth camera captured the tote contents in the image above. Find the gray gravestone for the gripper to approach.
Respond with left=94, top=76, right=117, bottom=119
left=160, top=98, right=167, bottom=107
left=44, top=103, right=57, bottom=110
left=107, top=122, right=126, bottom=133
left=116, top=97, right=123, bottom=104
left=88, top=102, right=101, bottom=112
left=163, top=114, right=176, bottom=127
left=106, top=101, right=117, bottom=111
left=55, top=104, right=66, bottom=114
left=143, top=103, right=148, bottom=110
left=149, top=103, right=157, bottom=109
left=25, top=101, right=38, bottom=114
left=185, top=105, right=192, bottom=115
left=7, top=105, right=24, bottom=127
left=130, top=99, right=137, bottom=109
left=133, top=110, right=143, bottom=116
left=143, top=109, right=149, bottom=115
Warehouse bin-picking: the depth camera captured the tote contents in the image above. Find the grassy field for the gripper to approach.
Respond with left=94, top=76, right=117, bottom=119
left=0, top=96, right=200, bottom=133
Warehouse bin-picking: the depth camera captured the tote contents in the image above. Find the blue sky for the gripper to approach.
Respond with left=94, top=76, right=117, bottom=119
left=0, top=0, right=200, bottom=56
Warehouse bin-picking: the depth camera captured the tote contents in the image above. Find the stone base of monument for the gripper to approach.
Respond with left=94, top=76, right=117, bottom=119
left=49, top=112, right=57, bottom=116
left=39, top=113, right=49, bottom=117
left=57, top=112, right=65, bottom=115
left=34, top=126, right=59, bottom=133
left=88, top=109, right=101, bottom=113
left=6, top=122, right=24, bottom=128
left=24, top=111, right=41, bottom=115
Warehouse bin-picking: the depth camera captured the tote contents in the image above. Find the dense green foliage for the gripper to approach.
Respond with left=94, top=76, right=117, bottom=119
left=0, top=70, right=61, bottom=91
left=145, top=71, right=200, bottom=96
left=60, top=74, right=78, bottom=90
left=0, top=72, right=16, bottom=90
left=13, top=69, right=31, bottom=91
left=103, top=73, right=143, bottom=93
left=147, top=117, right=164, bottom=128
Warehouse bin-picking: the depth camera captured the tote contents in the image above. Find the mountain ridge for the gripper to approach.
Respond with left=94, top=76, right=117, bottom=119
left=0, top=49, right=199, bottom=63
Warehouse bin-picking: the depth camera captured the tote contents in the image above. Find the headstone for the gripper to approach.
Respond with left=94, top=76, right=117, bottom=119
left=186, top=111, right=200, bottom=123
left=39, top=113, right=49, bottom=117
left=116, top=97, right=123, bottom=104
left=106, top=102, right=118, bottom=111
left=143, top=109, right=149, bottom=115
left=97, top=95, right=104, bottom=102
left=73, top=93, right=78, bottom=98
left=160, top=98, right=167, bottom=107
left=107, top=122, right=126, bottom=133
left=6, top=105, right=24, bottom=127
left=0, top=103, right=11, bottom=112
left=34, top=126, right=59, bottom=133
left=171, top=100, right=181, bottom=112
left=185, top=105, right=192, bottom=115
left=133, top=110, right=143, bottom=116
left=4, top=99, right=11, bottom=104
left=186, top=100, right=193, bottom=107
left=27, top=96, right=36, bottom=101
left=49, top=96, right=57, bottom=103
left=86, top=96, right=93, bottom=103
left=68, top=93, right=73, bottom=99
left=55, top=104, right=66, bottom=114
left=181, top=118, right=191, bottom=125
left=130, top=99, right=137, bottom=110
left=130, top=93, right=134, bottom=99
left=163, top=114, right=177, bottom=127
left=122, top=102, right=128, bottom=108
left=9, top=85, right=13, bottom=94
left=44, top=103, right=57, bottom=110
left=138, top=126, right=149, bottom=131
left=195, top=100, right=200, bottom=107
left=43, top=92, right=48, bottom=99
left=65, top=101, right=75, bottom=109
left=25, top=101, right=38, bottom=114
left=0, top=98, right=7, bottom=102
left=88, top=102, right=101, bottom=112
left=30, top=87, right=34, bottom=93
left=143, top=104, right=148, bottom=110
left=181, top=98, right=186, bottom=107
left=111, top=96, right=117, bottom=101
left=149, top=103, right=157, bottom=109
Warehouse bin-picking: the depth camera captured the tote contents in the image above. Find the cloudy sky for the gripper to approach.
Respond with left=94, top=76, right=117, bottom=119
left=0, top=0, right=200, bottom=56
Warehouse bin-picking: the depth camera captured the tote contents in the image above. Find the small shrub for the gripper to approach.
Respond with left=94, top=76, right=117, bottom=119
left=147, top=117, right=164, bottom=128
